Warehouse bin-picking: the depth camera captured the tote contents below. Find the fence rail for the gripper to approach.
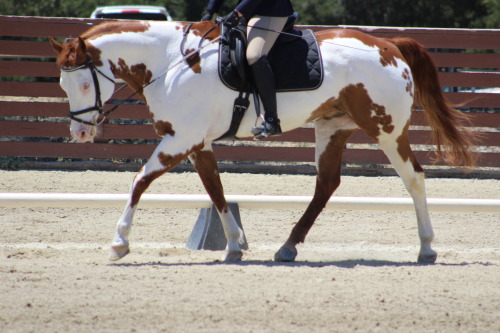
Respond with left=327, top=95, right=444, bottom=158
left=1, top=16, right=499, bottom=174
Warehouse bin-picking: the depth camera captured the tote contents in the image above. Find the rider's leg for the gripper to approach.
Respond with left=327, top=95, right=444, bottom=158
left=246, top=16, right=287, bottom=139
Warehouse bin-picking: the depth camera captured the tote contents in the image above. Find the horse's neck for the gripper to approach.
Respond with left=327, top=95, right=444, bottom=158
left=92, top=22, right=184, bottom=78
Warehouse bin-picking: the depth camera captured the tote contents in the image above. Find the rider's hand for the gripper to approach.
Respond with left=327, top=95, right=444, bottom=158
left=223, top=10, right=241, bottom=29
left=201, top=10, right=213, bottom=22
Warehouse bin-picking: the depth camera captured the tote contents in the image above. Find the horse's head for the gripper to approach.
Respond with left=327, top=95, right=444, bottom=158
left=50, top=37, right=115, bottom=143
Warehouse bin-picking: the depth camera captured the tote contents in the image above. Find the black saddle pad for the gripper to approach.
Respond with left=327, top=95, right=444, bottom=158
left=218, top=29, right=324, bottom=93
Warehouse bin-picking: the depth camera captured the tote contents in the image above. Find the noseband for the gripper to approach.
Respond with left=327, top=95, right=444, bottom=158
left=61, top=55, right=116, bottom=126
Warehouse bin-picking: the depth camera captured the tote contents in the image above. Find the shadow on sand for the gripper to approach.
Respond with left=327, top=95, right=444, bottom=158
left=109, top=259, right=495, bottom=269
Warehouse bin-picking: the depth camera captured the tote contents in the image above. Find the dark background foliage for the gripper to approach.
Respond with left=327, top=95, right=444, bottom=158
left=1, top=0, right=499, bottom=28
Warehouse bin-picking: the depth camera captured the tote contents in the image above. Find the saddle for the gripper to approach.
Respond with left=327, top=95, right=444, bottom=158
left=216, top=14, right=324, bottom=140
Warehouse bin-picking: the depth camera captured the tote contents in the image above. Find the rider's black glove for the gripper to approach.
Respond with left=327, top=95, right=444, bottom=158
left=201, top=10, right=213, bottom=22
left=223, top=10, right=241, bottom=29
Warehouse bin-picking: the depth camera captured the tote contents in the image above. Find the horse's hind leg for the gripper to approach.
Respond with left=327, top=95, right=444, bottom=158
left=379, top=127, right=437, bottom=263
left=189, top=145, right=245, bottom=261
left=275, top=121, right=355, bottom=262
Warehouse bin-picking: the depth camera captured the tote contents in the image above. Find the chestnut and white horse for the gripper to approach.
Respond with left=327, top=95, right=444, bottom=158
left=50, top=21, right=476, bottom=263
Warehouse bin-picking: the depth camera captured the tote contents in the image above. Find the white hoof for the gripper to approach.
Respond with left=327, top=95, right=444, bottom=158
left=418, top=250, right=437, bottom=264
left=222, top=250, right=243, bottom=262
left=110, top=245, right=130, bottom=261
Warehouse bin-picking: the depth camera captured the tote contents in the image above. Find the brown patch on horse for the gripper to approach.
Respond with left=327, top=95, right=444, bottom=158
left=378, top=46, right=399, bottom=67
left=184, top=48, right=202, bottom=74
left=86, top=45, right=104, bottom=67
left=176, top=22, right=220, bottom=74
left=130, top=141, right=205, bottom=208
left=190, top=150, right=227, bottom=213
left=130, top=168, right=166, bottom=208
left=153, top=120, right=175, bottom=137
left=402, top=68, right=414, bottom=98
left=176, top=22, right=220, bottom=41
left=189, top=22, right=220, bottom=41
left=306, top=97, right=346, bottom=123
left=315, top=28, right=403, bottom=68
left=81, top=21, right=151, bottom=41
left=157, top=142, right=205, bottom=169
left=109, top=58, right=153, bottom=98
left=308, top=84, right=394, bottom=140
left=397, top=121, right=423, bottom=172
left=339, top=83, right=394, bottom=140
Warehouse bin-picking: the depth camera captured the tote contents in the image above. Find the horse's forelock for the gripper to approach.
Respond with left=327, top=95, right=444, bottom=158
left=57, top=39, right=87, bottom=68
left=57, top=34, right=108, bottom=68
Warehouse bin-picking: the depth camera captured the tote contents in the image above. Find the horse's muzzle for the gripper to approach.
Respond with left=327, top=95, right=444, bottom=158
left=70, top=122, right=95, bottom=143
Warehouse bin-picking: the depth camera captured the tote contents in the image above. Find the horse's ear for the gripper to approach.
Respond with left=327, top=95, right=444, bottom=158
left=77, top=37, right=87, bottom=54
left=49, top=37, right=63, bottom=54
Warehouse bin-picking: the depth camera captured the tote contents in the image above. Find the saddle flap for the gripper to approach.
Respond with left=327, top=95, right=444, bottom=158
left=219, top=28, right=323, bottom=93
left=229, top=28, right=251, bottom=85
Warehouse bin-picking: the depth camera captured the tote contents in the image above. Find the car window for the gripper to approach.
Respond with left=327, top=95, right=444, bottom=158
left=95, top=12, right=168, bottom=20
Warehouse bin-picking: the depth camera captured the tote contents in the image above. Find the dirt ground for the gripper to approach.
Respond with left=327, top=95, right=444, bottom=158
left=0, top=170, right=498, bottom=332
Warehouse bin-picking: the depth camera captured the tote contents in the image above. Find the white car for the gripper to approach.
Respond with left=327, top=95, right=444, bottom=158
left=90, top=5, right=173, bottom=21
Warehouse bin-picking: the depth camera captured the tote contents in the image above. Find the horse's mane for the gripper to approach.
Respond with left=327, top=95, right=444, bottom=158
left=81, top=21, right=152, bottom=41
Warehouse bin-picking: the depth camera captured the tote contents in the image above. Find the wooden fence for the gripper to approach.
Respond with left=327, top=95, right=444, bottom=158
left=1, top=15, right=499, bottom=175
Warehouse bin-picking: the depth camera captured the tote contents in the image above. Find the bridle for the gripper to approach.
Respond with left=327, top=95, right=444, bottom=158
left=60, top=25, right=224, bottom=127
left=61, top=55, right=117, bottom=126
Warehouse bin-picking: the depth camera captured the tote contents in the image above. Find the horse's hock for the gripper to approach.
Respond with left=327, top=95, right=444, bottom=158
left=0, top=15, right=499, bottom=177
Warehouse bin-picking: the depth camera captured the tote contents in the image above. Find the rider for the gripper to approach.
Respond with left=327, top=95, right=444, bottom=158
left=202, top=0, right=295, bottom=139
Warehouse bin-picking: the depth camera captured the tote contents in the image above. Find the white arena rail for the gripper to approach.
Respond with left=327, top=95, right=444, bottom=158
left=0, top=193, right=499, bottom=213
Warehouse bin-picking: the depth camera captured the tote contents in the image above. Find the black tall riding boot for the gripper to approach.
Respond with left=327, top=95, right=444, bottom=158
left=250, top=55, right=282, bottom=140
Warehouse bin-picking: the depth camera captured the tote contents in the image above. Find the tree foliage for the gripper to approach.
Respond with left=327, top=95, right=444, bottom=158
left=0, top=0, right=499, bottom=28
left=339, top=0, right=489, bottom=28
left=483, top=0, right=500, bottom=27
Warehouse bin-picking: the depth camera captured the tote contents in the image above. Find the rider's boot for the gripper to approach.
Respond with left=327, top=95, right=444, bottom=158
left=250, top=55, right=282, bottom=140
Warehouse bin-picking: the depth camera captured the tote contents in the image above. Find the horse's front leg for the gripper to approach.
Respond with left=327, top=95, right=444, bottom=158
left=110, top=138, right=205, bottom=261
left=189, top=144, right=245, bottom=261
left=109, top=166, right=165, bottom=261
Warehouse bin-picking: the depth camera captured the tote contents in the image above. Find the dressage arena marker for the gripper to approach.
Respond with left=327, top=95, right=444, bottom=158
left=0, top=193, right=499, bottom=212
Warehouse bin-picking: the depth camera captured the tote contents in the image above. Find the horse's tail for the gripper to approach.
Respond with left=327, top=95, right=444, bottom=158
left=389, top=37, right=478, bottom=168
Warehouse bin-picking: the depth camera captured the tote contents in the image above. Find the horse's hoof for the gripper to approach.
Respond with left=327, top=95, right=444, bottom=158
left=109, top=245, right=130, bottom=261
left=417, top=252, right=437, bottom=264
left=222, top=250, right=243, bottom=262
left=274, top=245, right=297, bottom=262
